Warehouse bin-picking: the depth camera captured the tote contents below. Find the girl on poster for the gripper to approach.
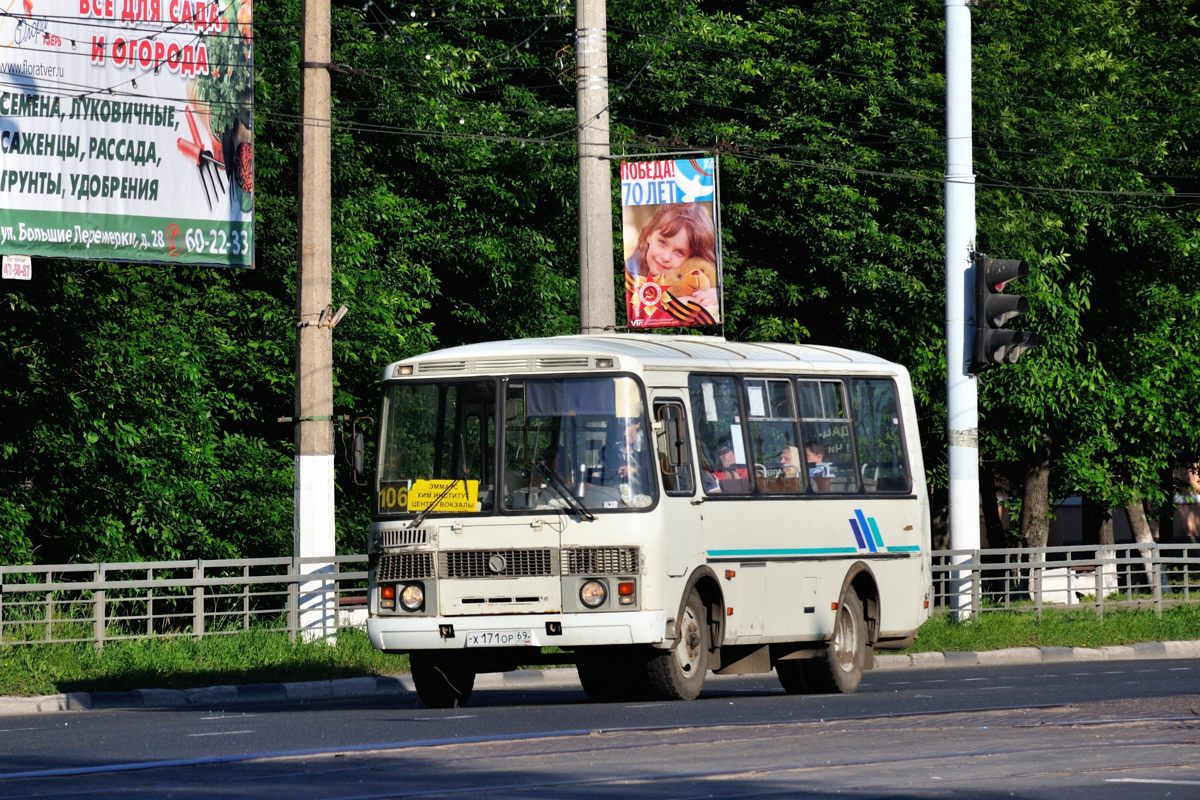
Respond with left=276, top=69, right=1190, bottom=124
left=624, top=203, right=719, bottom=328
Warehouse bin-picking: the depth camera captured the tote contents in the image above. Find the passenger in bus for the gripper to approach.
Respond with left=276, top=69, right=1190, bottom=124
left=712, top=441, right=749, bottom=491
left=778, top=445, right=802, bottom=478
left=806, top=441, right=833, bottom=491
left=699, top=455, right=721, bottom=493
left=602, top=418, right=650, bottom=498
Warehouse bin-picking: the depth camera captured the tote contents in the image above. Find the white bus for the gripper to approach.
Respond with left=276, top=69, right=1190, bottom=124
left=366, top=335, right=931, bottom=707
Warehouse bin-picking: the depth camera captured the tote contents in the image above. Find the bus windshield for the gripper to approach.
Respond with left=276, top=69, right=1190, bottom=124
left=376, top=375, right=656, bottom=517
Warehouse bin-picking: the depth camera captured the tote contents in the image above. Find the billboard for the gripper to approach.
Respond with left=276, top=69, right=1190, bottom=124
left=620, top=157, right=720, bottom=329
left=0, top=0, right=254, bottom=267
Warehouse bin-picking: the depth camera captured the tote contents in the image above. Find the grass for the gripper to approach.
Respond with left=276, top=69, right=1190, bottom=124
left=907, top=603, right=1200, bottom=653
left=0, top=628, right=408, bottom=697
left=3, top=604, right=1200, bottom=697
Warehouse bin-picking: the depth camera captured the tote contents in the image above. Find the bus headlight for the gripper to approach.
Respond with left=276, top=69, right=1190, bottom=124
left=579, top=579, right=608, bottom=609
left=399, top=583, right=425, bottom=612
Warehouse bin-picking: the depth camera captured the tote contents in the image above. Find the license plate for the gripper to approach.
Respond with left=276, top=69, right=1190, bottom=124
left=465, top=629, right=534, bottom=647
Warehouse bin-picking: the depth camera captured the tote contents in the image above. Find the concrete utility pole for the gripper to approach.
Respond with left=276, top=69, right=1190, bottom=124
left=944, top=0, right=980, bottom=619
left=576, top=0, right=615, bottom=334
left=295, top=0, right=336, bottom=641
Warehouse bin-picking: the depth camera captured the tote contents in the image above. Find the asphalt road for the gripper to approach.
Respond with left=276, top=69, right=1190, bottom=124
left=0, top=658, right=1198, bottom=798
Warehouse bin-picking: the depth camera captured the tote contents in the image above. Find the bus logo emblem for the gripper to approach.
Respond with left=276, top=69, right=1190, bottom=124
left=849, top=509, right=883, bottom=553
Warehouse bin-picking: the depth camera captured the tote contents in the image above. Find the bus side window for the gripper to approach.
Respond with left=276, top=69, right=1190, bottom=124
left=689, top=375, right=751, bottom=495
left=798, top=379, right=858, bottom=494
left=851, top=379, right=910, bottom=494
left=654, top=401, right=695, bottom=496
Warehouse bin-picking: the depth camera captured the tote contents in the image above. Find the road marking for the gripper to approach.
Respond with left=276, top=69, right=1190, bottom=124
left=200, top=714, right=257, bottom=721
left=0, top=727, right=39, bottom=733
left=960, top=677, right=988, bottom=682
left=0, top=728, right=597, bottom=781
left=188, top=730, right=254, bottom=738
left=1107, top=779, right=1200, bottom=787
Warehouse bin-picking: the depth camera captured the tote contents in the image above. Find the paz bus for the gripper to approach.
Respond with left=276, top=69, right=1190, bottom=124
left=365, top=335, right=931, bottom=708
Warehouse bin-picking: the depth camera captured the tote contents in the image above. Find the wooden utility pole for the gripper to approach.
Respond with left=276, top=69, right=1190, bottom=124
left=295, top=0, right=336, bottom=640
left=576, top=0, right=615, bottom=334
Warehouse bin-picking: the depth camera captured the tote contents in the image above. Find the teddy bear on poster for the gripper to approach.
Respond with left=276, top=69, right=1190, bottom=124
left=662, top=257, right=718, bottom=312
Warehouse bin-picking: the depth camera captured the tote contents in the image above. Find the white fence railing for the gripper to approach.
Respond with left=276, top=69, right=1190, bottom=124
left=0, top=556, right=368, bottom=647
left=2, top=545, right=1198, bottom=646
left=931, top=543, right=1200, bottom=617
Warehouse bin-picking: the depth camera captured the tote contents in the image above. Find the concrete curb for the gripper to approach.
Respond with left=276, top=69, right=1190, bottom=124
left=874, top=639, right=1200, bottom=669
left=3, top=641, right=1197, bottom=716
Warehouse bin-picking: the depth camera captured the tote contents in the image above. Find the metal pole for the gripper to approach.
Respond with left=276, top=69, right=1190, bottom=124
left=945, top=0, right=979, bottom=619
left=296, top=0, right=336, bottom=642
left=576, top=0, right=615, bottom=334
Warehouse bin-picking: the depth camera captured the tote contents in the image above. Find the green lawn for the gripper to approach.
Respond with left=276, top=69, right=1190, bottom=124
left=0, top=628, right=408, bottom=697
left=904, top=604, right=1200, bottom=652
left=2, top=604, right=1199, bottom=697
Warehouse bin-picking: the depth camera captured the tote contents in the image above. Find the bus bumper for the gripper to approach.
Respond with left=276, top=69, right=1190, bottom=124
left=368, top=610, right=669, bottom=652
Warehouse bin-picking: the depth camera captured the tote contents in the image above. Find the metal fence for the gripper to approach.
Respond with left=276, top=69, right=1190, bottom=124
left=0, top=556, right=368, bottom=647
left=932, top=542, right=1200, bottom=617
left=3, top=544, right=1199, bottom=646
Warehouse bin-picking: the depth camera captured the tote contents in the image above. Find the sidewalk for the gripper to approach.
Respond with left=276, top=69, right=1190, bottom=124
left=3, top=640, right=1198, bottom=716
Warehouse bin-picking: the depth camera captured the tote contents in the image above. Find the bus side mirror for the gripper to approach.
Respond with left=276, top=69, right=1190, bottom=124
left=353, top=431, right=365, bottom=476
left=654, top=404, right=688, bottom=472
left=352, top=416, right=373, bottom=486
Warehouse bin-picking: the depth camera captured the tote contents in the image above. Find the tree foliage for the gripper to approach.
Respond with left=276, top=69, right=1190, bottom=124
left=2, top=0, right=1198, bottom=563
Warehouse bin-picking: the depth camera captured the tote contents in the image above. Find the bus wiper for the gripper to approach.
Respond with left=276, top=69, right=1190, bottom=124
left=408, top=434, right=470, bottom=530
left=534, top=458, right=595, bottom=521
left=407, top=474, right=467, bottom=529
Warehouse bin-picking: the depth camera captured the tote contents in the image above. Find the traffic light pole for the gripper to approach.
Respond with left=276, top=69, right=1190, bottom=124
left=945, top=0, right=979, bottom=619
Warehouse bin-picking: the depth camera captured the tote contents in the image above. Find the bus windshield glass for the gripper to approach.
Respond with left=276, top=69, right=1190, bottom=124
left=377, top=380, right=497, bottom=517
left=503, top=376, right=655, bottom=512
left=376, top=375, right=655, bottom=517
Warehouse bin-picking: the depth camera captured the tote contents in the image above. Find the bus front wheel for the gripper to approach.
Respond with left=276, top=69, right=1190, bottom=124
left=410, top=652, right=476, bottom=708
left=576, top=648, right=651, bottom=702
left=646, top=591, right=709, bottom=700
left=799, top=591, right=867, bottom=694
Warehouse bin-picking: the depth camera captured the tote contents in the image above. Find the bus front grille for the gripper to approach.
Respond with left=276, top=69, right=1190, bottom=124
left=441, top=549, right=555, bottom=578
left=376, top=552, right=436, bottom=581
left=377, top=528, right=432, bottom=547
left=563, top=547, right=639, bottom=575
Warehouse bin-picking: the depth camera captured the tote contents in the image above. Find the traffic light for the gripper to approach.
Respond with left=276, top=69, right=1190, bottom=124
left=971, top=253, right=1040, bottom=372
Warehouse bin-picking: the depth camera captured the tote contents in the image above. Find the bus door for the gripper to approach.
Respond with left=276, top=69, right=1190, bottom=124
left=652, top=395, right=701, bottom=578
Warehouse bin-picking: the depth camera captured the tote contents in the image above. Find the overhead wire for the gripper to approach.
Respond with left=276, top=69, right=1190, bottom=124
left=2, top=2, right=1197, bottom=205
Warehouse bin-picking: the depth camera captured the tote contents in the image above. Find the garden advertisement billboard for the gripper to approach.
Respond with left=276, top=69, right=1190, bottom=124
left=0, top=0, right=254, bottom=267
left=619, top=156, right=721, bottom=329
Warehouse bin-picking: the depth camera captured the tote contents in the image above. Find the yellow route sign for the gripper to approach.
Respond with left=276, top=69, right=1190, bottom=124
left=407, top=479, right=479, bottom=512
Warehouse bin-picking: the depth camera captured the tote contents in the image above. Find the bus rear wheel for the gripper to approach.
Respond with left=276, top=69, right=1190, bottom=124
left=646, top=591, right=709, bottom=700
left=799, top=591, right=866, bottom=694
left=775, top=658, right=809, bottom=694
left=410, top=652, right=476, bottom=708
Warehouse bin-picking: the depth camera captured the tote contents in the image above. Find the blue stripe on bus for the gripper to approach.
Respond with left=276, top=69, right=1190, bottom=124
left=885, top=545, right=922, bottom=553
left=853, top=509, right=878, bottom=553
left=848, top=518, right=867, bottom=549
left=867, top=515, right=884, bottom=549
left=707, top=548, right=859, bottom=557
